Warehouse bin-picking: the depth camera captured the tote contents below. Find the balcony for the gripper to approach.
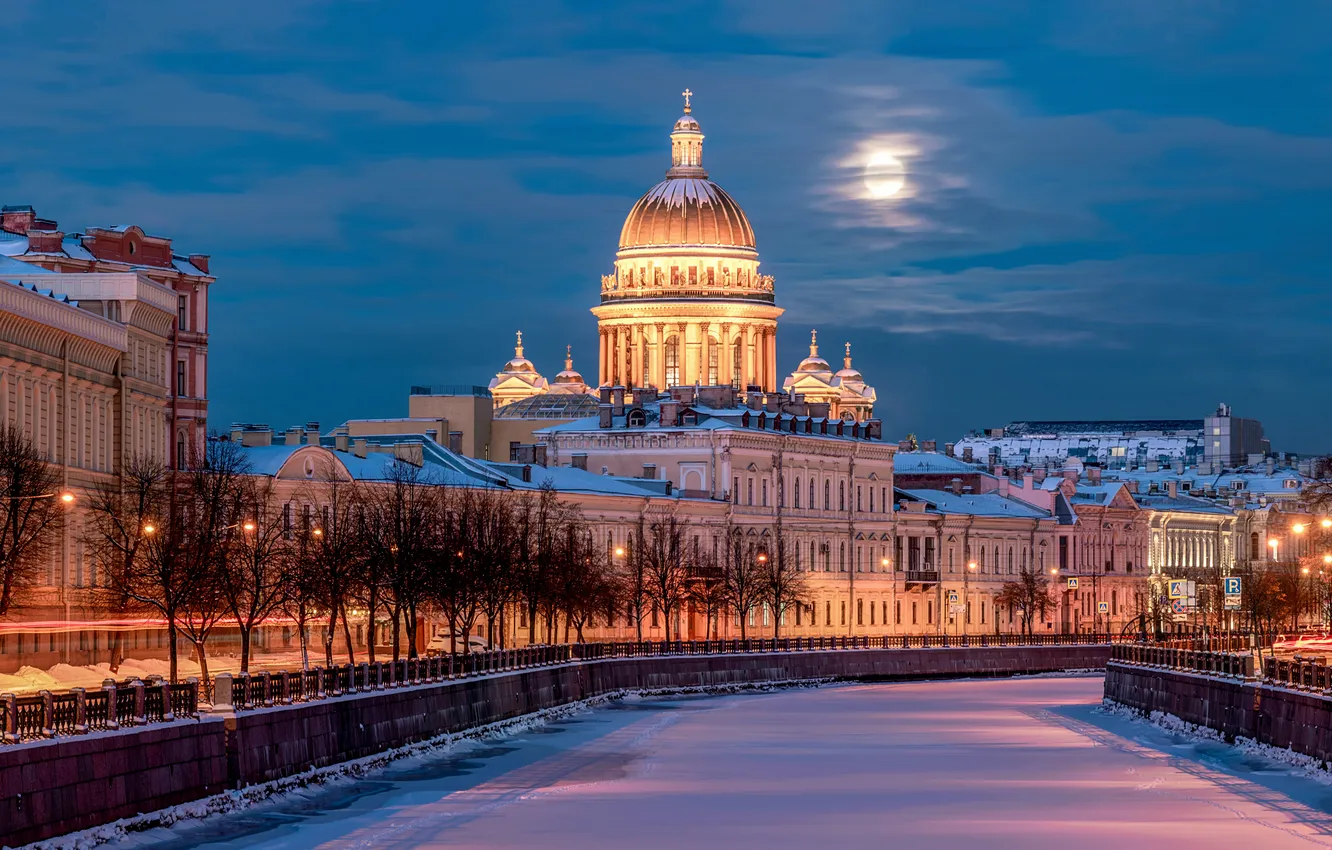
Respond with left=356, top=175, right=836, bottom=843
left=904, top=569, right=939, bottom=587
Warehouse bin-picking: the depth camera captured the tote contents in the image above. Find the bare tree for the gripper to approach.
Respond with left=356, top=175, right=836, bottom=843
left=721, top=523, right=765, bottom=639
left=295, top=463, right=368, bottom=666
left=0, top=424, right=68, bottom=615
left=619, top=514, right=651, bottom=640
left=688, top=535, right=728, bottom=640
left=84, top=456, right=193, bottom=681
left=220, top=478, right=291, bottom=672
left=369, top=459, right=438, bottom=659
left=644, top=507, right=691, bottom=641
left=994, top=567, right=1054, bottom=637
left=760, top=518, right=808, bottom=639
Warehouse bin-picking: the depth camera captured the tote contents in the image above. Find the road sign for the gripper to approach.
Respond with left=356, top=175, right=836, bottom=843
left=1171, top=598, right=1187, bottom=614
left=1171, top=613, right=1188, bottom=623
left=1224, top=594, right=1242, bottom=611
left=1224, top=576, right=1242, bottom=595
left=1098, top=601, right=1109, bottom=614
left=949, top=605, right=966, bottom=615
left=1067, top=577, right=1079, bottom=590
left=1168, top=579, right=1187, bottom=599
left=947, top=590, right=959, bottom=605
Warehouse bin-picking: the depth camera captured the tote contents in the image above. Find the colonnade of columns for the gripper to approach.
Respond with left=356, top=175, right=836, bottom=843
left=597, top=321, right=777, bottom=392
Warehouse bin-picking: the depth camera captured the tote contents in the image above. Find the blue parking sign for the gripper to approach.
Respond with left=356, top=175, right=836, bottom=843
left=1224, top=577, right=1242, bottom=595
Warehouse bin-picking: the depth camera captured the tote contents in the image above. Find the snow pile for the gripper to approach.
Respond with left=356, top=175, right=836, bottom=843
left=1098, top=699, right=1332, bottom=784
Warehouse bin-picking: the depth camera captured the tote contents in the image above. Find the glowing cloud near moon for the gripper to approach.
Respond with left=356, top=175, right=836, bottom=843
left=864, top=151, right=906, bottom=198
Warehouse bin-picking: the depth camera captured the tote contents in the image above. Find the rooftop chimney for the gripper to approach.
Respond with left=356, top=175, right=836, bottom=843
left=334, top=428, right=349, bottom=452
left=571, top=453, right=588, bottom=471
left=353, top=438, right=368, bottom=458
left=611, top=386, right=625, bottom=416
left=1087, top=466, right=1102, bottom=485
left=921, top=440, right=937, bottom=453
left=1266, top=457, right=1275, bottom=475
left=950, top=477, right=963, bottom=496
left=393, top=441, right=424, bottom=467
left=660, top=400, right=680, bottom=427
left=1146, top=459, right=1160, bottom=473
left=944, top=442, right=955, bottom=458
left=304, top=422, right=320, bottom=446
left=746, top=391, right=763, bottom=411
left=285, top=426, right=303, bottom=446
left=187, top=254, right=210, bottom=275
left=598, top=403, right=613, bottom=429
left=962, top=446, right=974, bottom=463
left=1172, top=459, right=1185, bottom=474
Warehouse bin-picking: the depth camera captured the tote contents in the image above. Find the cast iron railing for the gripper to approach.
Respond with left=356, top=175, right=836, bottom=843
left=3, top=633, right=1134, bottom=743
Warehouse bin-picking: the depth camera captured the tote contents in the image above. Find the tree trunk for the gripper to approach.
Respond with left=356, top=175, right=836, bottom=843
left=528, top=601, right=538, bottom=646
left=297, top=605, right=310, bottom=671
left=341, top=603, right=356, bottom=665
left=391, top=604, right=402, bottom=662
left=167, top=620, right=180, bottom=684
left=194, top=638, right=210, bottom=686
left=239, top=625, right=252, bottom=674
left=366, top=587, right=379, bottom=664
left=108, top=630, right=124, bottom=673
left=405, top=603, right=418, bottom=659
left=324, top=608, right=337, bottom=667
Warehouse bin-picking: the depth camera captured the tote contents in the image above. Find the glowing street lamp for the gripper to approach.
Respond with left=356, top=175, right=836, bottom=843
left=60, top=492, right=75, bottom=505
left=614, top=547, right=625, bottom=558
left=1293, top=523, right=1307, bottom=534
left=757, top=553, right=768, bottom=565
left=242, top=521, right=255, bottom=533
left=142, top=523, right=156, bottom=535
left=1322, top=518, right=1332, bottom=529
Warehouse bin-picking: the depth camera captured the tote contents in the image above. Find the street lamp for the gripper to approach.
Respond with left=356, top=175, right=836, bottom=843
left=1322, top=518, right=1332, bottom=530
left=1270, top=539, right=1280, bottom=561
left=312, top=528, right=323, bottom=537
left=142, top=523, right=156, bottom=535
left=614, top=547, right=625, bottom=558
left=963, top=561, right=977, bottom=636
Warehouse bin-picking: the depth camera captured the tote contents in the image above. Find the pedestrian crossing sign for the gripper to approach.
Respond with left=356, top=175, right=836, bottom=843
left=1066, top=577, right=1079, bottom=590
left=1168, top=579, right=1187, bottom=599
left=1098, top=601, right=1109, bottom=614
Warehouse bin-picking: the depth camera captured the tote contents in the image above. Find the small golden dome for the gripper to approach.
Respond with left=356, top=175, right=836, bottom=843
left=795, top=330, right=833, bottom=375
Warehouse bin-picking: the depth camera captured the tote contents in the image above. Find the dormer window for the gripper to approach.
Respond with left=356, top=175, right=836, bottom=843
left=1230, top=480, right=1246, bottom=491
left=1285, top=479, right=1300, bottom=489
left=627, top=409, right=646, bottom=427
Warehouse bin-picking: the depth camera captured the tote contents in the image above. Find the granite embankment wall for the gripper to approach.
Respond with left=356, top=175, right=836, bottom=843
left=1104, top=661, right=1332, bottom=760
left=3, top=645, right=1108, bottom=847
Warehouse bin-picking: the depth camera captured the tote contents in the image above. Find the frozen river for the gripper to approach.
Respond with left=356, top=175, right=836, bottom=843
left=113, top=676, right=1332, bottom=850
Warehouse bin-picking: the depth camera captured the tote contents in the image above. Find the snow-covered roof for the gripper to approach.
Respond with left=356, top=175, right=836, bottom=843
left=893, top=452, right=980, bottom=475
left=0, top=254, right=55, bottom=276
left=897, top=489, right=1051, bottom=519
left=539, top=399, right=881, bottom=444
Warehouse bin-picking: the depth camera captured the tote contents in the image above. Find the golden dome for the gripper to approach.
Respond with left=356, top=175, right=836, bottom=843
left=618, top=91, right=756, bottom=252
left=619, top=179, right=755, bottom=250
left=795, top=330, right=833, bottom=376
left=552, top=345, right=586, bottom=386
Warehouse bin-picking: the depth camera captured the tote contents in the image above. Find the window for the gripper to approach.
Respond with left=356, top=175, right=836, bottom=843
left=840, top=601, right=846, bottom=626
left=824, top=480, right=830, bottom=510
left=283, top=503, right=292, bottom=539
left=733, top=476, right=739, bottom=504
left=708, top=338, right=719, bottom=385
left=809, top=479, right=815, bottom=508
left=839, top=481, right=845, bottom=511
left=732, top=341, right=743, bottom=388
left=747, top=479, right=753, bottom=505
left=794, top=478, right=801, bottom=508
left=826, top=601, right=832, bottom=626
left=857, top=486, right=862, bottom=512
left=1230, top=480, right=1246, bottom=491
left=1285, top=479, right=1300, bottom=489
left=665, top=335, right=680, bottom=387
left=176, top=361, right=187, bottom=396
left=857, top=598, right=863, bottom=626
left=761, top=479, right=768, bottom=507
left=177, top=295, right=188, bottom=331
left=176, top=432, right=186, bottom=469
left=869, top=487, right=874, bottom=513
left=924, top=538, right=935, bottom=568
left=839, top=542, right=846, bottom=572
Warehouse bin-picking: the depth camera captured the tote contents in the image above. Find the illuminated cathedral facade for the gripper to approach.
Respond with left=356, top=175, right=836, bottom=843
left=488, top=91, right=876, bottom=422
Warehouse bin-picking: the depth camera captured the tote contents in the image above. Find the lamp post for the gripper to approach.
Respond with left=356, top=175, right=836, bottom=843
left=963, top=561, right=977, bottom=636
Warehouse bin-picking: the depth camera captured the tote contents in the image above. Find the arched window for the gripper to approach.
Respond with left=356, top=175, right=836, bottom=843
left=665, top=336, right=680, bottom=387
left=708, top=337, right=719, bottom=385
left=732, top=338, right=743, bottom=387
left=1007, top=548, right=1014, bottom=574
left=809, top=479, right=816, bottom=508
left=824, top=480, right=830, bottom=510
left=176, top=431, right=187, bottom=469
left=839, top=481, right=845, bottom=511
left=839, top=542, right=846, bottom=572
left=642, top=348, right=651, bottom=388
left=1249, top=532, right=1260, bottom=560
left=794, top=478, right=801, bottom=508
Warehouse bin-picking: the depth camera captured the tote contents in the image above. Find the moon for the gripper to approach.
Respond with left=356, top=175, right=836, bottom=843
left=864, top=151, right=905, bottom=199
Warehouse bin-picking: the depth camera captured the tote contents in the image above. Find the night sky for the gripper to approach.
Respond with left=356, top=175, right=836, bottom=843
left=4, top=3, right=1329, bottom=451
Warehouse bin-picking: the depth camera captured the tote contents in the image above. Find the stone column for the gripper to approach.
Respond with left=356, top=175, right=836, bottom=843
left=700, top=323, right=711, bottom=385
left=686, top=322, right=701, bottom=385
left=653, top=323, right=666, bottom=389
left=598, top=329, right=608, bottom=387
left=616, top=326, right=628, bottom=387
left=719, top=323, right=732, bottom=386
left=764, top=327, right=777, bottom=392
left=742, top=324, right=754, bottom=390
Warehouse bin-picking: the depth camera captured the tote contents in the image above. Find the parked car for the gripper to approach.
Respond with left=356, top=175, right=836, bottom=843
left=1272, top=632, right=1332, bottom=654
left=425, top=633, right=489, bottom=655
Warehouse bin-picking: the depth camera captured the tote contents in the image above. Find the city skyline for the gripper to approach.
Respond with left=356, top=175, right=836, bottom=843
left=3, top=3, right=1329, bottom=450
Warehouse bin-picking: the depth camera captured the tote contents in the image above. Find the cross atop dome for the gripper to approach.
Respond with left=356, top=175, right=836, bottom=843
left=514, top=330, right=524, bottom=357
left=810, top=329, right=819, bottom=355
left=682, top=88, right=693, bottom=113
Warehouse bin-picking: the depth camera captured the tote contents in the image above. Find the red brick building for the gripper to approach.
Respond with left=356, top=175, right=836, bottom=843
left=0, top=205, right=212, bottom=464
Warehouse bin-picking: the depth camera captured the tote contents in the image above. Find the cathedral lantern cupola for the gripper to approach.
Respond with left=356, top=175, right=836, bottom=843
left=784, top=331, right=877, bottom=423
left=488, top=330, right=549, bottom=409
left=593, top=89, right=783, bottom=393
